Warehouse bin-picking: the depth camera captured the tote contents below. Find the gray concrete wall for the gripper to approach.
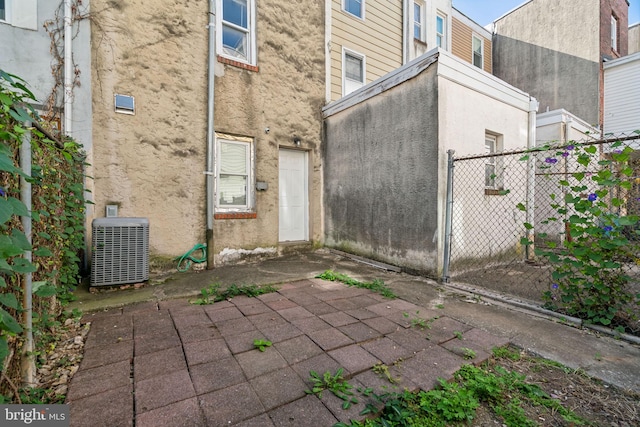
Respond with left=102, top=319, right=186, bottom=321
left=323, top=66, right=440, bottom=274
left=629, top=23, right=640, bottom=54
left=492, top=0, right=600, bottom=126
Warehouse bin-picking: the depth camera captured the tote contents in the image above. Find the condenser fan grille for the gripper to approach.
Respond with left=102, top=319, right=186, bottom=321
left=91, top=218, right=149, bottom=286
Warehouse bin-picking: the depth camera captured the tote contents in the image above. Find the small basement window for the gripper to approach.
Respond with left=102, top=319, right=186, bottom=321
left=114, top=94, right=135, bottom=115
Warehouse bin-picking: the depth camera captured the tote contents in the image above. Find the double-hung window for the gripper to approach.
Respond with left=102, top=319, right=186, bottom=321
left=472, top=35, right=483, bottom=68
left=344, top=0, right=363, bottom=19
left=0, top=0, right=38, bottom=30
left=218, top=0, right=256, bottom=65
left=611, top=15, right=618, bottom=51
left=343, top=49, right=365, bottom=96
left=414, top=2, right=423, bottom=41
left=217, top=137, right=254, bottom=211
left=485, top=134, right=504, bottom=190
left=436, top=14, right=446, bottom=49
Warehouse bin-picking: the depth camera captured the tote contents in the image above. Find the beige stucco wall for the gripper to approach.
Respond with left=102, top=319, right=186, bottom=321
left=493, top=0, right=600, bottom=61
left=90, top=0, right=209, bottom=258
left=631, top=23, right=640, bottom=54
left=91, top=0, right=325, bottom=263
left=212, top=0, right=325, bottom=263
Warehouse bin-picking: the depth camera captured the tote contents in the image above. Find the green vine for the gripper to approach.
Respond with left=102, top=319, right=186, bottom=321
left=0, top=70, right=86, bottom=398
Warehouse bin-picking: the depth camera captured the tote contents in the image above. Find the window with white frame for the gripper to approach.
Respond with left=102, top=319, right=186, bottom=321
left=343, top=0, right=363, bottom=19
left=0, top=0, right=38, bottom=30
left=611, top=15, right=618, bottom=51
left=343, top=49, right=365, bottom=96
left=218, top=0, right=256, bottom=65
left=217, top=138, right=254, bottom=210
left=472, top=35, right=483, bottom=68
left=485, top=133, right=503, bottom=189
left=436, top=13, right=446, bottom=49
left=414, top=2, right=423, bottom=41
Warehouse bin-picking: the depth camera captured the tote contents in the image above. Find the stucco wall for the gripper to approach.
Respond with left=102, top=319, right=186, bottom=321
left=324, top=65, right=440, bottom=274
left=212, top=0, right=325, bottom=263
left=438, top=73, right=530, bottom=263
left=630, top=23, right=640, bottom=54
left=0, top=0, right=92, bottom=148
left=91, top=0, right=325, bottom=262
left=91, top=0, right=210, bottom=257
left=493, top=0, right=601, bottom=125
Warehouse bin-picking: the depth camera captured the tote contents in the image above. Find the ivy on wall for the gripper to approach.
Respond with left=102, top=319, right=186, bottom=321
left=0, top=70, right=86, bottom=397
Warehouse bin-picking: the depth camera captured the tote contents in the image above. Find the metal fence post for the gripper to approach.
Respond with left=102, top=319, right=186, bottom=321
left=442, top=149, right=455, bottom=283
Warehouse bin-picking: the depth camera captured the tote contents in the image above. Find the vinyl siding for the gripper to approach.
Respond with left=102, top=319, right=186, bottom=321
left=451, top=16, right=492, bottom=73
left=330, top=0, right=403, bottom=100
left=604, top=55, right=640, bottom=134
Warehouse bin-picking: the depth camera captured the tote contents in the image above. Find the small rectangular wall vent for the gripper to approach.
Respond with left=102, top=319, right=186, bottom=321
left=91, top=217, right=149, bottom=286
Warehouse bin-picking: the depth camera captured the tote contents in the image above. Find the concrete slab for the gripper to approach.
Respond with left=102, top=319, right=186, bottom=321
left=307, top=327, right=354, bottom=351
left=135, top=397, right=205, bottom=427
left=189, top=357, right=246, bottom=395
left=268, top=394, right=339, bottom=427
left=249, top=367, right=308, bottom=410
left=199, top=383, right=266, bottom=426
left=328, top=344, right=380, bottom=374
left=68, top=385, right=133, bottom=427
left=80, top=340, right=133, bottom=370
left=135, top=369, right=196, bottom=413
left=183, top=339, right=232, bottom=366
left=275, top=335, right=324, bottom=364
left=338, top=321, right=383, bottom=342
left=134, top=345, right=187, bottom=381
left=67, top=360, right=131, bottom=401
left=361, top=337, right=412, bottom=364
left=236, top=347, right=289, bottom=379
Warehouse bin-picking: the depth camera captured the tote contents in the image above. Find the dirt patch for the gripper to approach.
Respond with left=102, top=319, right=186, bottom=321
left=471, top=347, right=640, bottom=426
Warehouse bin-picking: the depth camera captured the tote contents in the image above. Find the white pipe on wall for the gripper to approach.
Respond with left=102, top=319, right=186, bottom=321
left=206, top=0, right=216, bottom=269
left=64, top=0, right=73, bottom=136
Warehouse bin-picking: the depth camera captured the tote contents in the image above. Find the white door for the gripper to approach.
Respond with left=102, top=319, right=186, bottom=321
left=279, top=149, right=308, bottom=242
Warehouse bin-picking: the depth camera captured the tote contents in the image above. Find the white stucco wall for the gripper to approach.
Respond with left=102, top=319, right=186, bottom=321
left=437, top=51, right=532, bottom=264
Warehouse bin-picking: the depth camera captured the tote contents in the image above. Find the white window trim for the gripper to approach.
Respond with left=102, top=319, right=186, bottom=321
left=436, top=12, right=447, bottom=50
left=216, top=0, right=257, bottom=66
left=611, top=15, right=618, bottom=51
left=0, top=0, right=10, bottom=23
left=472, top=34, right=484, bottom=69
left=215, top=135, right=255, bottom=212
left=485, top=133, right=504, bottom=190
left=413, top=1, right=425, bottom=42
left=342, top=47, right=366, bottom=96
left=342, top=0, right=365, bottom=21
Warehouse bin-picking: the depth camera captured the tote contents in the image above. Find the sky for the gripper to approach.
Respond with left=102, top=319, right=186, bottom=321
left=453, top=0, right=640, bottom=27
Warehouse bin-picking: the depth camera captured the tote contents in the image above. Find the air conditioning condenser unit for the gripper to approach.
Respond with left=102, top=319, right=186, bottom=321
left=91, top=217, right=149, bottom=286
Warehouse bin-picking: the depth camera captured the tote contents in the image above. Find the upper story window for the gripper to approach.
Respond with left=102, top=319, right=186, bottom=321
left=0, top=0, right=38, bottom=30
left=218, top=0, right=256, bottom=66
left=611, top=15, right=618, bottom=52
left=472, top=35, right=483, bottom=68
left=436, top=13, right=446, bottom=49
left=343, top=0, right=364, bottom=19
left=343, top=48, right=365, bottom=96
left=414, top=2, right=423, bottom=40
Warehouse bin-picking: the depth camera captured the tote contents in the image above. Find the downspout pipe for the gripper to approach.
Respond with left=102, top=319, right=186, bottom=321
left=525, top=97, right=539, bottom=261
left=441, top=149, right=455, bottom=283
left=20, top=124, right=35, bottom=387
left=206, top=0, right=216, bottom=269
left=64, top=0, right=73, bottom=135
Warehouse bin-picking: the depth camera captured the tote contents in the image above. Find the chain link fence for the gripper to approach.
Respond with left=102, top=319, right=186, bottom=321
left=444, top=133, right=640, bottom=305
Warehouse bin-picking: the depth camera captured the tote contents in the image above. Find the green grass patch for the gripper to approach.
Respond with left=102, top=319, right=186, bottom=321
left=316, top=270, right=396, bottom=299
left=334, top=349, right=587, bottom=427
left=191, top=283, right=279, bottom=305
